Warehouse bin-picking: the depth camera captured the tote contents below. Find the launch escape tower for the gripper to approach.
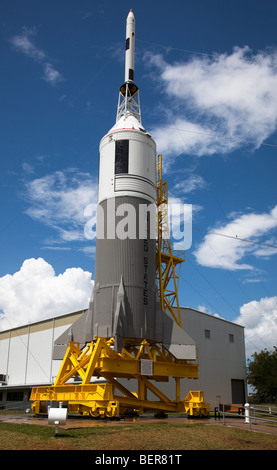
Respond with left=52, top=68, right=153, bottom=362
left=31, top=10, right=209, bottom=418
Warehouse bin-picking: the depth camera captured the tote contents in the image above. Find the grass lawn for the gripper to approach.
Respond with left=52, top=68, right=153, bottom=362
left=0, top=421, right=276, bottom=450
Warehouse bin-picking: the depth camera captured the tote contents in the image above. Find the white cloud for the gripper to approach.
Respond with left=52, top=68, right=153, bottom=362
left=10, top=27, right=64, bottom=86
left=194, top=205, right=277, bottom=270
left=10, top=27, right=46, bottom=61
left=253, top=238, right=277, bottom=259
left=235, top=296, right=277, bottom=357
left=173, top=174, right=207, bottom=194
left=0, top=258, right=93, bottom=331
left=147, top=47, right=277, bottom=160
left=24, top=169, right=98, bottom=245
left=43, top=62, right=64, bottom=85
left=151, top=119, right=221, bottom=160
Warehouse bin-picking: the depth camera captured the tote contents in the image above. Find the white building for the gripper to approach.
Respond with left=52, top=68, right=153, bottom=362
left=0, top=307, right=246, bottom=411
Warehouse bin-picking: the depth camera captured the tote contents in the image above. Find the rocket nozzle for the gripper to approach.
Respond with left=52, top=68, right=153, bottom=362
left=120, top=82, right=138, bottom=97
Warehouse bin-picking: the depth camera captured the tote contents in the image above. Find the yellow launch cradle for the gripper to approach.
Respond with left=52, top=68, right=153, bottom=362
left=30, top=155, right=210, bottom=418
left=31, top=337, right=208, bottom=417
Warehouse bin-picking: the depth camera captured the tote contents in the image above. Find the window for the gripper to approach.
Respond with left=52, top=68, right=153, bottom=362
left=115, top=140, right=129, bottom=174
left=205, top=329, right=211, bottom=339
left=229, top=334, right=234, bottom=343
left=7, top=391, right=24, bottom=401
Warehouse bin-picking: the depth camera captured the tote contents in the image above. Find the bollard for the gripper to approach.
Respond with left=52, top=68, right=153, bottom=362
left=244, top=403, right=250, bottom=425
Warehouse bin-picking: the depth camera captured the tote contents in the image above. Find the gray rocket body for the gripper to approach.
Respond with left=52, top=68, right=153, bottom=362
left=93, top=197, right=157, bottom=343
left=53, top=11, right=197, bottom=361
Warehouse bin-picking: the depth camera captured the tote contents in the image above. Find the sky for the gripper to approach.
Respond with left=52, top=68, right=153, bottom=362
left=1, top=0, right=277, bottom=359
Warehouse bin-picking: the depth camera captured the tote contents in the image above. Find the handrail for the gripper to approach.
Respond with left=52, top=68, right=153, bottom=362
left=215, top=403, right=277, bottom=430
left=0, top=401, right=31, bottom=414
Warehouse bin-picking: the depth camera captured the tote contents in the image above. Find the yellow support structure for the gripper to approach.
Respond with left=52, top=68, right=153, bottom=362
left=30, top=337, right=203, bottom=417
left=156, top=154, right=185, bottom=328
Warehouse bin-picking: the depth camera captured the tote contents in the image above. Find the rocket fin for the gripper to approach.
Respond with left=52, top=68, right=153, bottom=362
left=154, top=299, right=197, bottom=360
left=53, top=307, right=94, bottom=359
left=113, top=276, right=128, bottom=351
left=159, top=309, right=197, bottom=360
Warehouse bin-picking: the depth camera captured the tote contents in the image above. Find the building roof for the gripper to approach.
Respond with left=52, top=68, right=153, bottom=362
left=0, top=305, right=243, bottom=336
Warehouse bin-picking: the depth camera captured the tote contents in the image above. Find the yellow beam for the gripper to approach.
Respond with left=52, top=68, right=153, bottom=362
left=98, top=356, right=198, bottom=379
left=83, top=337, right=103, bottom=384
left=54, top=342, right=82, bottom=386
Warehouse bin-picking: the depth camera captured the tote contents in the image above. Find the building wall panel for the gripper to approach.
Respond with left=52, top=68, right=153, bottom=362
left=6, top=334, right=28, bottom=385
left=26, top=328, right=54, bottom=384
left=0, top=336, right=10, bottom=378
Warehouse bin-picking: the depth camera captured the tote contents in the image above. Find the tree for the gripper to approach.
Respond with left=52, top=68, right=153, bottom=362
left=247, top=346, right=277, bottom=403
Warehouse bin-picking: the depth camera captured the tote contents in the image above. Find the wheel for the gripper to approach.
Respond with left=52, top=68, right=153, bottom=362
left=89, top=407, right=100, bottom=418
left=193, top=408, right=200, bottom=417
left=201, top=408, right=209, bottom=417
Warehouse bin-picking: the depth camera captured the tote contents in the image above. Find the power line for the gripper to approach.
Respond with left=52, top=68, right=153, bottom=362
left=193, top=225, right=277, bottom=249
left=170, top=125, right=277, bottom=150
left=137, top=37, right=216, bottom=59
left=137, top=37, right=277, bottom=68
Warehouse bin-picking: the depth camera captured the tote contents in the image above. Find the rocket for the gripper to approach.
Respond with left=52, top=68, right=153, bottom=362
left=125, top=9, right=135, bottom=84
left=54, top=10, right=196, bottom=360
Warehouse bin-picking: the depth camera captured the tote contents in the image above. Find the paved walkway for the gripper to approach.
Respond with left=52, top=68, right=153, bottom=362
left=0, top=413, right=276, bottom=437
